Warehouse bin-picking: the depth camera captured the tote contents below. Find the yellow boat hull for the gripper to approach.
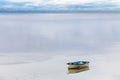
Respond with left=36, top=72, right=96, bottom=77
left=68, top=63, right=89, bottom=69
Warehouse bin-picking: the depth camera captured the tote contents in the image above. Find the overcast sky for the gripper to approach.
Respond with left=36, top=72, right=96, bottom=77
left=0, top=13, right=120, bottom=53
left=0, top=0, right=120, bottom=11
left=5, top=0, right=120, bottom=4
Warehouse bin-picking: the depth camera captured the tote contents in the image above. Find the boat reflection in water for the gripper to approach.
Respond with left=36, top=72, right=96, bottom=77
left=67, top=61, right=90, bottom=74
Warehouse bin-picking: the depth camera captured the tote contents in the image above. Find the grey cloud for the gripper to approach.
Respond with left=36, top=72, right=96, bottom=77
left=0, top=0, right=120, bottom=12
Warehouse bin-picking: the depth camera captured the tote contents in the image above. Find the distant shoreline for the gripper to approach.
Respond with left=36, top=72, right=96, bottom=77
left=0, top=11, right=120, bottom=14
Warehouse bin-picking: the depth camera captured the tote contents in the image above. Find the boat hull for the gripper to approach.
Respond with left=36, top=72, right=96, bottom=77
left=68, top=63, right=89, bottom=69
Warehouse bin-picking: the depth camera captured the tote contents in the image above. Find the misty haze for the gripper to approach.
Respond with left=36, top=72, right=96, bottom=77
left=0, top=13, right=120, bottom=80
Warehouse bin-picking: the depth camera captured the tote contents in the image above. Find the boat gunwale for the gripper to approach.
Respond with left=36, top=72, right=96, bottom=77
left=67, top=61, right=89, bottom=65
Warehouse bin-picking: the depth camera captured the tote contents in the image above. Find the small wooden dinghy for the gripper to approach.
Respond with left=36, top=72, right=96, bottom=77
left=67, top=61, right=89, bottom=69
